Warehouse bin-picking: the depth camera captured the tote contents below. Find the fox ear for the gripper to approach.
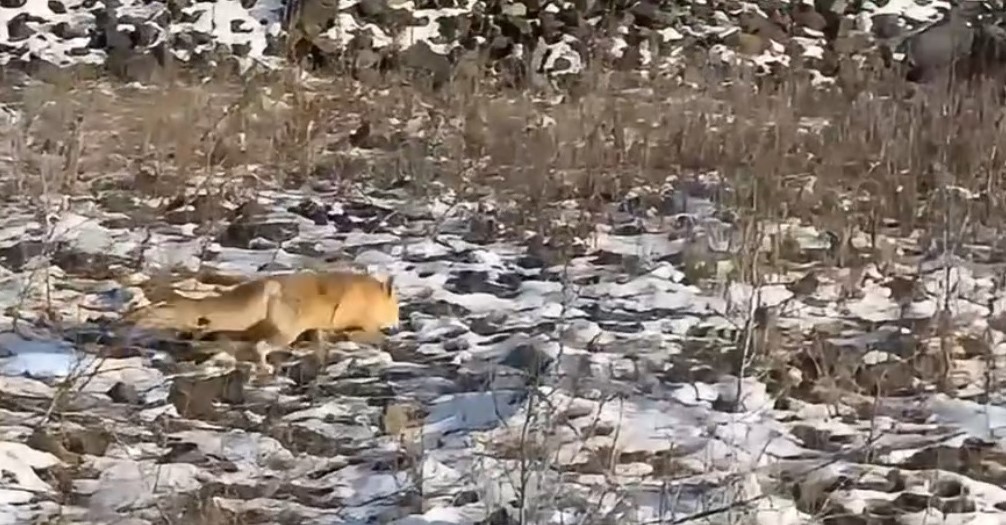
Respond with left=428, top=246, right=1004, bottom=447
left=383, top=276, right=395, bottom=296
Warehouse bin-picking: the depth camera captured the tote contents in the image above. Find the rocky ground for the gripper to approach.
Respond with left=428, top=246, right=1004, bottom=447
left=3, top=0, right=1006, bottom=523
left=2, top=127, right=1006, bottom=523
left=3, top=0, right=1006, bottom=85
left=0, top=163, right=987, bottom=522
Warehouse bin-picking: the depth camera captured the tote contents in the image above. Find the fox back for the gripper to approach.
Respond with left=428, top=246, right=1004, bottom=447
left=279, top=271, right=400, bottom=334
left=127, top=278, right=281, bottom=334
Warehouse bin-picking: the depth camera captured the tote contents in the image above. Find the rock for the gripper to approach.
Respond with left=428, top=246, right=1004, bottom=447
left=50, top=247, right=131, bottom=279
left=26, top=428, right=82, bottom=465
left=349, top=121, right=396, bottom=150
left=107, top=381, right=141, bottom=404
left=0, top=441, right=61, bottom=498
left=400, top=41, right=453, bottom=88
left=282, top=350, right=326, bottom=385
left=52, top=21, right=89, bottom=39
left=65, top=427, right=114, bottom=456
left=27, top=426, right=112, bottom=463
left=501, top=2, right=526, bottom=17
left=168, top=370, right=246, bottom=420
left=872, top=13, right=903, bottom=40
left=6, top=14, right=34, bottom=41
left=86, top=460, right=203, bottom=513
left=287, top=199, right=330, bottom=225
left=0, top=240, right=47, bottom=271
left=899, top=6, right=977, bottom=82
left=793, top=4, right=827, bottom=32
left=732, top=33, right=769, bottom=55
left=630, top=1, right=674, bottom=28
left=358, top=0, right=389, bottom=18
left=217, top=200, right=300, bottom=248
left=133, top=24, right=162, bottom=48
left=106, top=50, right=164, bottom=83
left=833, top=32, right=872, bottom=55
left=219, top=220, right=300, bottom=249
left=382, top=402, right=422, bottom=438
left=739, top=10, right=787, bottom=42
left=162, top=193, right=232, bottom=225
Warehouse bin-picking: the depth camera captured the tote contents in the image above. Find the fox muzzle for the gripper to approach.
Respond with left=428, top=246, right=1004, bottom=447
left=380, top=326, right=400, bottom=336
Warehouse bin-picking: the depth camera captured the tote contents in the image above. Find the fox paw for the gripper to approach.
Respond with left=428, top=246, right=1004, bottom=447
left=253, top=341, right=282, bottom=377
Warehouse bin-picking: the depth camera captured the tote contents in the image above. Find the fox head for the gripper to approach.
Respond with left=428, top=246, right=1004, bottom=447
left=323, top=271, right=402, bottom=336
left=377, top=275, right=401, bottom=335
left=344, top=273, right=400, bottom=335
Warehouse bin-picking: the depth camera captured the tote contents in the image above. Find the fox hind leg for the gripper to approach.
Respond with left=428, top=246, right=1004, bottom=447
left=249, top=290, right=306, bottom=375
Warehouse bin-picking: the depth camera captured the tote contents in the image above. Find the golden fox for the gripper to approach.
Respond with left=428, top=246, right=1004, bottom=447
left=124, top=270, right=401, bottom=373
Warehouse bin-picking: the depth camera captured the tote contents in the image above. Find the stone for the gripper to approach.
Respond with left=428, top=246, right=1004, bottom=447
left=52, top=22, right=89, bottom=40
left=630, top=0, right=674, bottom=28
left=501, top=2, right=526, bottom=17
left=169, top=370, right=246, bottom=420
left=899, top=7, right=976, bottom=82
left=107, top=381, right=141, bottom=404
left=732, top=32, right=768, bottom=54
left=793, top=4, right=827, bottom=32
left=6, top=14, right=33, bottom=42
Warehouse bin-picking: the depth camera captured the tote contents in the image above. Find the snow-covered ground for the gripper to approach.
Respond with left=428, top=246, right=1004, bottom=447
left=1, top=158, right=1006, bottom=524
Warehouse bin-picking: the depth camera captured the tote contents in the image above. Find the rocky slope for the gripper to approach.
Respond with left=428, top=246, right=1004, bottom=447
left=3, top=0, right=1006, bottom=84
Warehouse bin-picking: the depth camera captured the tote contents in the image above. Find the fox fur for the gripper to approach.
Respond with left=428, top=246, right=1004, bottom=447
left=123, top=270, right=401, bottom=373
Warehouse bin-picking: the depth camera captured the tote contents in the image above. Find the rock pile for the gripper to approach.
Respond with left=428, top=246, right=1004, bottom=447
left=2, top=0, right=1006, bottom=84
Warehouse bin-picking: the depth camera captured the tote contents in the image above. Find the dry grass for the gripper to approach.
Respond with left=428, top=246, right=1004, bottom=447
left=3, top=54, right=1006, bottom=324
left=5, top=58, right=1002, bottom=400
left=4, top=58, right=1004, bottom=248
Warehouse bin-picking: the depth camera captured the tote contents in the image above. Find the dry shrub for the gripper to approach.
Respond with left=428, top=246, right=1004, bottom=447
left=3, top=56, right=1006, bottom=263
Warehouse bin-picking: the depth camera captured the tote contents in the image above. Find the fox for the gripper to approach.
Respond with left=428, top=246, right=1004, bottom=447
left=123, top=270, right=401, bottom=374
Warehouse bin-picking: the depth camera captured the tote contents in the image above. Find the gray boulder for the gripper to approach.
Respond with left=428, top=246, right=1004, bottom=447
left=897, top=1, right=1006, bottom=82
left=899, top=4, right=977, bottom=82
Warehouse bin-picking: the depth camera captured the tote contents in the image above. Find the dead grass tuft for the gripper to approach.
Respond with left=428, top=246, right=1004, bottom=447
left=3, top=60, right=1005, bottom=291
left=5, top=60, right=1003, bottom=240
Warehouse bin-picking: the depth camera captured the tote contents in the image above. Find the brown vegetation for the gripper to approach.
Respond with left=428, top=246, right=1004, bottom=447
left=4, top=58, right=1005, bottom=270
